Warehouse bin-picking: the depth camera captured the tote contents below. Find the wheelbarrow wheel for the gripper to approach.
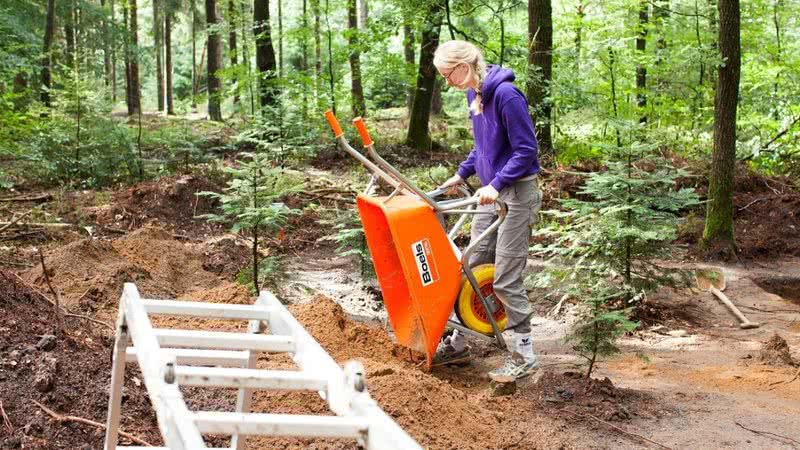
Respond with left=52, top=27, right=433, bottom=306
left=455, top=264, right=507, bottom=336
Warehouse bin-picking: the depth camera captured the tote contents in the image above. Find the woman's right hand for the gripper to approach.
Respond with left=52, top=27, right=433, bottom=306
left=439, top=174, right=464, bottom=194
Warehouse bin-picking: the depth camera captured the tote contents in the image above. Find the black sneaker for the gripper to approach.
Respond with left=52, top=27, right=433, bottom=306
left=432, top=336, right=472, bottom=366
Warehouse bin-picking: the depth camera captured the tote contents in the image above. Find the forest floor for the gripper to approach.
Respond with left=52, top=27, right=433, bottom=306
left=2, top=140, right=800, bottom=448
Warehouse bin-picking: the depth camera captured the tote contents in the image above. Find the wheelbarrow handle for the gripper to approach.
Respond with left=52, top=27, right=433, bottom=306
left=352, top=117, right=374, bottom=147
left=324, top=110, right=344, bottom=138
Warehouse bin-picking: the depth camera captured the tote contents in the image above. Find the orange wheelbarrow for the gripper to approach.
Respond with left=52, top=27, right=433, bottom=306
left=325, top=111, right=508, bottom=366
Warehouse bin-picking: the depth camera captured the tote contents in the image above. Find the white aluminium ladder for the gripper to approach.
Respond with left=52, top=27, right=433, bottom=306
left=103, top=283, right=421, bottom=450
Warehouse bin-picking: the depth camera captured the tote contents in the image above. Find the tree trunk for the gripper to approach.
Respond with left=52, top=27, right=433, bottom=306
left=154, top=0, right=165, bottom=111
left=191, top=0, right=198, bottom=110
left=65, top=4, right=76, bottom=69
left=123, top=0, right=132, bottom=113
left=654, top=0, right=669, bottom=64
left=636, top=0, right=648, bottom=122
left=703, top=0, right=740, bottom=257
left=241, top=2, right=255, bottom=115
left=575, top=2, right=584, bottom=72
left=406, top=0, right=443, bottom=151
left=40, top=0, right=56, bottom=107
left=772, top=0, right=782, bottom=115
left=277, top=0, right=283, bottom=78
left=403, top=23, right=415, bottom=111
left=527, top=0, right=553, bottom=163
left=166, top=12, right=175, bottom=115
left=431, top=77, right=443, bottom=115
left=347, top=0, right=366, bottom=118
left=129, top=0, right=141, bottom=116
left=207, top=0, right=224, bottom=121
left=102, top=0, right=111, bottom=92
left=301, top=0, right=308, bottom=117
left=312, top=0, right=321, bottom=99
left=358, top=0, right=367, bottom=28
left=111, top=0, right=117, bottom=102
left=325, top=0, right=335, bottom=113
left=254, top=0, right=277, bottom=108
left=229, top=0, right=239, bottom=105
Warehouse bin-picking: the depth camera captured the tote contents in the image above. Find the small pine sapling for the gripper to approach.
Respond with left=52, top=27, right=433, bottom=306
left=533, top=141, right=700, bottom=377
left=200, top=152, right=302, bottom=293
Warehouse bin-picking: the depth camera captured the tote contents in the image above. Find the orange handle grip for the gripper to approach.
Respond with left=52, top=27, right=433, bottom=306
left=324, top=110, right=343, bottom=137
left=352, top=117, right=373, bottom=147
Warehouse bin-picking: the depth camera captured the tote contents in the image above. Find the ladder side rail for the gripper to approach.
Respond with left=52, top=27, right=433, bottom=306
left=258, top=292, right=422, bottom=450
left=103, top=307, right=129, bottom=450
left=121, top=283, right=207, bottom=449
left=232, top=318, right=261, bottom=450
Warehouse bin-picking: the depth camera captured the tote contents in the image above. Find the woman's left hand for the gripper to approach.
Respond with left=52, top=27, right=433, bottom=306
left=475, top=185, right=499, bottom=205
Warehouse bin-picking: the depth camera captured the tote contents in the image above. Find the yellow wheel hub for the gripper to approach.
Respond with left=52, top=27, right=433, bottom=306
left=455, top=264, right=507, bottom=335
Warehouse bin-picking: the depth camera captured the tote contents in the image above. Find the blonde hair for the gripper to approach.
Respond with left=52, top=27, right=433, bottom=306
left=433, top=40, right=487, bottom=115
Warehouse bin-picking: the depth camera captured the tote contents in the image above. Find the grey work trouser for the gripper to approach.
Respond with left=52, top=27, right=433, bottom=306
left=469, top=176, right=541, bottom=333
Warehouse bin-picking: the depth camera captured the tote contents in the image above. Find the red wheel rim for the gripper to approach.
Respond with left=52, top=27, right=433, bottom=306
left=471, top=282, right=506, bottom=322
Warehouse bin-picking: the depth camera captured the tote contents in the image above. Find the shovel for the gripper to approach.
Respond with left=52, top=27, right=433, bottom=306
left=696, top=268, right=760, bottom=329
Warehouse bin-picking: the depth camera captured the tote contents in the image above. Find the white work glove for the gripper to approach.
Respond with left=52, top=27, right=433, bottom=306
left=438, top=174, right=463, bottom=194
left=475, top=185, right=499, bottom=205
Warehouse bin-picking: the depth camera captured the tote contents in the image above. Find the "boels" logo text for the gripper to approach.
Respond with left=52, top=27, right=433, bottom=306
left=412, top=239, right=439, bottom=286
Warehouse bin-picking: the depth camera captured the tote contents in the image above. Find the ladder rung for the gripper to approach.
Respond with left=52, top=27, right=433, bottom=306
left=174, top=366, right=328, bottom=391
left=192, top=412, right=369, bottom=439
left=142, top=299, right=271, bottom=320
left=154, top=329, right=295, bottom=353
left=126, top=348, right=250, bottom=367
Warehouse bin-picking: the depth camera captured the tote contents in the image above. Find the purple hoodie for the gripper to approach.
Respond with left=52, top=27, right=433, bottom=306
left=456, top=65, right=540, bottom=192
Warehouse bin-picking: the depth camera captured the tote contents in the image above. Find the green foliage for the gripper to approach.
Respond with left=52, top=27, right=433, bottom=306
left=199, top=152, right=303, bottom=292
left=532, top=137, right=700, bottom=376
left=318, top=207, right=375, bottom=279
left=564, top=281, right=639, bottom=378
left=8, top=73, right=139, bottom=188
left=235, top=256, right=284, bottom=294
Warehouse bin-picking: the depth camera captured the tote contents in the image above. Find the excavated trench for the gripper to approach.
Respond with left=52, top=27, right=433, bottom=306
left=753, top=276, right=800, bottom=305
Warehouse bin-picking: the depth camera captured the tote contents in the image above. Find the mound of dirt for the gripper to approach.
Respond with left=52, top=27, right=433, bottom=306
left=0, top=271, right=161, bottom=449
left=759, top=334, right=797, bottom=367
left=251, top=296, right=575, bottom=450
left=23, top=226, right=222, bottom=319
left=683, top=164, right=800, bottom=259
left=200, top=236, right=251, bottom=278
left=289, top=295, right=408, bottom=363
left=528, top=372, right=653, bottom=422
left=92, top=175, right=225, bottom=235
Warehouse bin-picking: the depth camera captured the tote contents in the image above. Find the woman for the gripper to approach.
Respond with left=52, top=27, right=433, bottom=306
left=432, top=40, right=542, bottom=382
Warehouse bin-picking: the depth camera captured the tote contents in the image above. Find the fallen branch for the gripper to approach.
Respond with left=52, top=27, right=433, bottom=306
left=737, top=198, right=766, bottom=212
left=32, top=400, right=153, bottom=447
left=0, top=230, right=45, bottom=241
left=0, top=399, right=12, bottom=434
left=0, top=209, right=33, bottom=233
left=0, top=221, right=73, bottom=229
left=739, top=304, right=800, bottom=314
left=762, top=115, right=800, bottom=151
left=0, top=260, right=34, bottom=268
left=564, top=410, right=673, bottom=450
left=769, top=367, right=800, bottom=388
left=0, top=193, right=51, bottom=202
left=11, top=273, right=114, bottom=332
left=735, top=421, right=800, bottom=446
left=38, top=248, right=63, bottom=337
